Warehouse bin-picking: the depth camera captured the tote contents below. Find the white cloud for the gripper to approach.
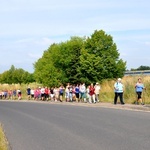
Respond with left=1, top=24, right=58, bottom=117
left=28, top=53, right=41, bottom=59
left=34, top=38, right=54, bottom=46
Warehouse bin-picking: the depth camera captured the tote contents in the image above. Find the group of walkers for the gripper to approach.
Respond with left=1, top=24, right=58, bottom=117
left=0, top=77, right=146, bottom=105
left=0, top=89, right=22, bottom=100
left=26, top=82, right=101, bottom=103
left=114, top=77, right=146, bottom=105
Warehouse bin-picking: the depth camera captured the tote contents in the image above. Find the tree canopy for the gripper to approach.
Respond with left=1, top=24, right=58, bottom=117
left=0, top=65, right=34, bottom=84
left=34, top=30, right=126, bottom=86
left=131, top=65, right=150, bottom=71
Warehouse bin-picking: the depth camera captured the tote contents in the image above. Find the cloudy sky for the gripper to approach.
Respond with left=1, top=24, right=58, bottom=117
left=0, top=0, right=150, bottom=73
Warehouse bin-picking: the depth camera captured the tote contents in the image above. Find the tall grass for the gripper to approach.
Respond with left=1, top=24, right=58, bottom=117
left=0, top=76, right=150, bottom=104
left=0, top=83, right=42, bottom=100
left=100, top=75, right=150, bottom=104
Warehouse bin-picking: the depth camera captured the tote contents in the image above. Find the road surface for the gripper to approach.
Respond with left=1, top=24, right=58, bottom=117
left=0, top=101, right=150, bottom=150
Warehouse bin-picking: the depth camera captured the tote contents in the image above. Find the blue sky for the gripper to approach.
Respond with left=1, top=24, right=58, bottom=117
left=0, top=0, right=150, bottom=73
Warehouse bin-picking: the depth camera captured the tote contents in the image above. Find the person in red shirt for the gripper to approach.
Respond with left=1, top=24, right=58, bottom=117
left=45, top=87, right=49, bottom=101
left=89, top=83, right=96, bottom=103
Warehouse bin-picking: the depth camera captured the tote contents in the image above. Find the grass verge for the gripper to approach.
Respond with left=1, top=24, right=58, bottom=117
left=0, top=124, right=9, bottom=150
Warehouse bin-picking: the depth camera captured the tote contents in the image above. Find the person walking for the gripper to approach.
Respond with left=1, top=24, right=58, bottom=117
left=95, top=82, right=101, bottom=103
left=13, top=89, right=17, bottom=100
left=17, top=89, right=22, bottom=100
left=65, top=85, right=70, bottom=102
left=26, top=87, right=31, bottom=100
left=114, top=78, right=125, bottom=105
left=80, top=83, right=87, bottom=103
left=59, top=85, right=64, bottom=102
left=135, top=77, right=145, bottom=105
left=41, top=87, right=45, bottom=101
left=89, top=83, right=96, bottom=103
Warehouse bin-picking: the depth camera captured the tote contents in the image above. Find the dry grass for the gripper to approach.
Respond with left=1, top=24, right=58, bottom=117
left=0, top=76, right=150, bottom=104
left=0, top=124, right=9, bottom=150
left=0, top=83, right=42, bottom=99
left=100, top=75, right=150, bottom=104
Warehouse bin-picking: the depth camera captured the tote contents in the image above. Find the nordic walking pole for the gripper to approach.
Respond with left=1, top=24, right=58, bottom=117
left=143, top=90, right=145, bottom=105
left=143, top=88, right=146, bottom=105
left=135, top=91, right=138, bottom=105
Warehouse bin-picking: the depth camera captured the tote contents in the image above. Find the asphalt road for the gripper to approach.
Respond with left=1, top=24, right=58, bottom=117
left=0, top=101, right=150, bottom=150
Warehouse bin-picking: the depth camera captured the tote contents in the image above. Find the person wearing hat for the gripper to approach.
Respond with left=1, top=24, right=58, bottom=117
left=135, top=77, right=145, bottom=105
left=114, top=78, right=125, bottom=105
left=95, top=82, right=101, bottom=102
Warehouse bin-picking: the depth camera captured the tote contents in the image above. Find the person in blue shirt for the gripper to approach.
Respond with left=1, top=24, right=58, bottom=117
left=135, top=77, right=145, bottom=105
left=26, top=87, right=31, bottom=100
left=75, top=84, right=80, bottom=102
left=59, top=85, right=64, bottom=102
left=114, top=78, right=125, bottom=105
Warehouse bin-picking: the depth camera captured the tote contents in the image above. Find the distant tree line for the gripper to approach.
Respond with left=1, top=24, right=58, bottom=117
left=130, top=66, right=150, bottom=71
left=0, top=65, right=35, bottom=84
left=0, top=30, right=126, bottom=86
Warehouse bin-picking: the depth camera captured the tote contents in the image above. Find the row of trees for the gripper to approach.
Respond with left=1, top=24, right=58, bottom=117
left=131, top=66, right=150, bottom=71
left=0, top=30, right=126, bottom=86
left=0, top=65, right=34, bottom=84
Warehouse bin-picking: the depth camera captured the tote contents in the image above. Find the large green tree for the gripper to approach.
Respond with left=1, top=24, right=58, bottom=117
left=34, top=37, right=85, bottom=86
left=84, top=30, right=126, bottom=80
left=34, top=49, right=64, bottom=87
left=34, top=30, right=126, bottom=86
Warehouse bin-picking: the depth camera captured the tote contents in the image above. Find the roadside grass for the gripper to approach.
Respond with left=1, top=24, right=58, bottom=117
left=100, top=75, right=150, bottom=104
left=0, top=124, right=9, bottom=150
left=0, top=83, right=42, bottom=100
left=0, top=76, right=150, bottom=104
